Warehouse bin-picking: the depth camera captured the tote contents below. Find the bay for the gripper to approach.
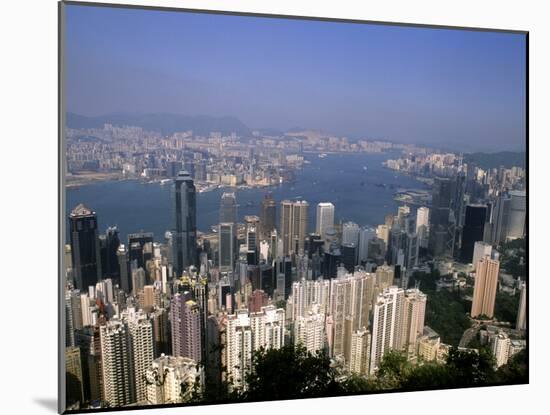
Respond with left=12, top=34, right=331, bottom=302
left=66, top=152, right=427, bottom=243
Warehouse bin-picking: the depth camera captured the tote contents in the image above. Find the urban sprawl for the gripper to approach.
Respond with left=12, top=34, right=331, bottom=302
left=64, top=126, right=527, bottom=410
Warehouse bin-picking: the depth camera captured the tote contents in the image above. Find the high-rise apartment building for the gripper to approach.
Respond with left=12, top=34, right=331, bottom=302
left=375, top=264, right=395, bottom=290
left=291, top=278, right=331, bottom=320
left=65, top=346, right=84, bottom=405
left=348, top=328, right=371, bottom=375
left=472, top=241, right=492, bottom=272
left=329, top=271, right=375, bottom=358
left=400, top=289, right=427, bottom=356
left=173, top=171, right=197, bottom=275
left=146, top=355, right=203, bottom=405
left=471, top=256, right=500, bottom=318
left=358, top=227, right=376, bottom=264
left=225, top=306, right=285, bottom=389
left=151, top=308, right=171, bottom=357
left=316, top=202, right=335, bottom=240
left=122, top=308, right=154, bottom=404
left=100, top=320, right=134, bottom=407
left=370, top=286, right=405, bottom=374
left=294, top=304, right=325, bottom=354
left=491, top=331, right=511, bottom=367
left=170, top=292, right=202, bottom=363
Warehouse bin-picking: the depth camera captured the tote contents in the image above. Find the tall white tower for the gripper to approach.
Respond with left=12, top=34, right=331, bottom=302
left=100, top=319, right=134, bottom=407
left=316, top=202, right=335, bottom=239
left=123, top=308, right=154, bottom=404
left=225, top=306, right=285, bottom=390
left=294, top=304, right=326, bottom=354
left=369, top=286, right=405, bottom=375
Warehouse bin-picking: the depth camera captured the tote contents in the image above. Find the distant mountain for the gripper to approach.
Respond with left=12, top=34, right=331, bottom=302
left=66, top=112, right=252, bottom=136
left=463, top=151, right=526, bottom=169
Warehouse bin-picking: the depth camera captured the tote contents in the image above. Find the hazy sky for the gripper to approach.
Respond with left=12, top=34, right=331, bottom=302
left=65, top=4, right=526, bottom=152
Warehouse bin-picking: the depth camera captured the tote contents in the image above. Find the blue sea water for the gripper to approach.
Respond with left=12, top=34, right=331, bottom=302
left=66, top=152, right=427, bottom=243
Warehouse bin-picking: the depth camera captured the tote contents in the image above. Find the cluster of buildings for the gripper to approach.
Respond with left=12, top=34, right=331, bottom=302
left=383, top=152, right=525, bottom=198
left=64, top=147, right=527, bottom=410
left=66, top=124, right=432, bottom=189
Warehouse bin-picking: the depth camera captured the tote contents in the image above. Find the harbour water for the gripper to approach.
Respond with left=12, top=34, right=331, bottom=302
left=66, top=152, right=427, bottom=242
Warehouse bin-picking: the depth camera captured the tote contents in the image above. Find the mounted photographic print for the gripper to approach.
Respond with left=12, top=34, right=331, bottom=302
left=59, top=1, right=528, bottom=413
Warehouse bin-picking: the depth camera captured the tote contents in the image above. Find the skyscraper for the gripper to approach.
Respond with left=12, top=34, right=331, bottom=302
left=348, top=328, right=371, bottom=376
left=103, top=226, right=121, bottom=281
left=280, top=200, right=309, bottom=256
left=490, top=192, right=511, bottom=244
left=358, top=227, right=376, bottom=264
left=173, top=171, right=197, bottom=275
left=316, top=202, right=335, bottom=240
left=218, top=222, right=236, bottom=272
left=123, top=308, right=154, bottom=404
left=145, top=355, right=203, bottom=405
left=170, top=292, right=202, bottom=362
left=219, top=192, right=237, bottom=224
left=472, top=241, right=492, bottom=272
left=294, top=304, right=325, bottom=354
left=369, top=286, right=405, bottom=374
left=400, top=288, right=427, bottom=356
left=416, top=206, right=430, bottom=248
left=65, top=346, right=84, bottom=405
left=329, top=272, right=375, bottom=358
left=225, top=306, right=285, bottom=390
left=460, top=204, right=487, bottom=263
left=100, top=319, right=134, bottom=407
left=507, top=190, right=526, bottom=239
left=69, top=204, right=102, bottom=290
left=291, top=278, right=331, bottom=319
left=245, top=215, right=261, bottom=264
left=341, top=243, right=357, bottom=272
left=342, top=221, right=360, bottom=246
left=471, top=256, right=500, bottom=318
left=260, top=192, right=276, bottom=240
left=516, top=281, right=527, bottom=330
left=117, top=244, right=131, bottom=293
left=127, top=232, right=154, bottom=270
left=428, top=178, right=454, bottom=258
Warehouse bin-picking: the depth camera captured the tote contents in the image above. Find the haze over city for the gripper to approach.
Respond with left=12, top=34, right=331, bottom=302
left=62, top=4, right=527, bottom=413
left=65, top=5, right=526, bottom=152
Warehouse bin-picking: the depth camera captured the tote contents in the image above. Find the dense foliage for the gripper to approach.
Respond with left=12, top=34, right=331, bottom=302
left=500, top=238, right=527, bottom=279
left=243, top=345, right=343, bottom=401
left=494, top=291, right=520, bottom=324
left=186, top=345, right=527, bottom=404
left=410, top=271, right=471, bottom=346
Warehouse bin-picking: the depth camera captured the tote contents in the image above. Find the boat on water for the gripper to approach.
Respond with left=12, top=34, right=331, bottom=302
left=160, top=179, right=172, bottom=185
left=318, top=153, right=327, bottom=158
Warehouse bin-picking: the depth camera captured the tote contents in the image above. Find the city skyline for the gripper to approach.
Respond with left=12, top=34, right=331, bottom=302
left=61, top=3, right=528, bottom=413
left=65, top=5, right=526, bottom=152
